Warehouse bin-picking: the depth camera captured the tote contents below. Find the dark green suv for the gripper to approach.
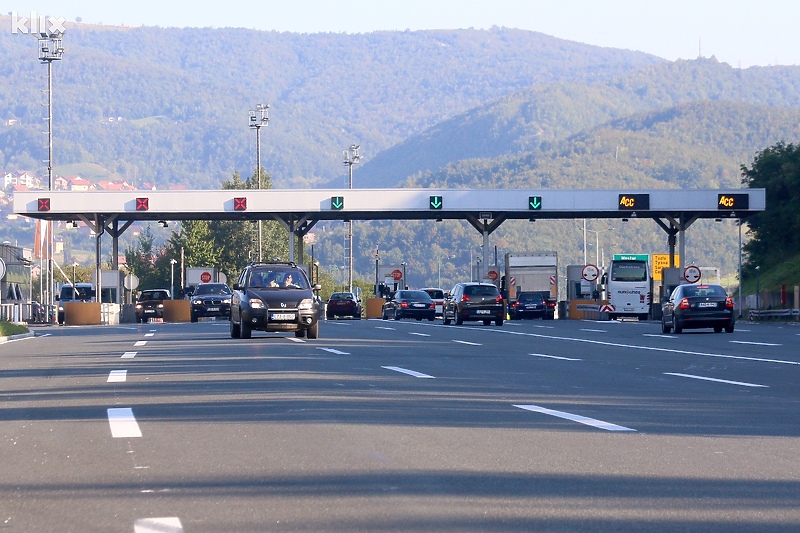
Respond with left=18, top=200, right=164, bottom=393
left=230, top=262, right=322, bottom=339
left=443, top=282, right=504, bottom=326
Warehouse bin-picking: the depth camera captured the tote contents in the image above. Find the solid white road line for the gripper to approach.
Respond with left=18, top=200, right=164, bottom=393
left=121, top=351, right=137, bottom=359
left=453, top=340, right=481, bottom=346
left=529, top=353, right=581, bottom=361
left=514, top=404, right=636, bottom=431
left=107, top=408, right=142, bottom=438
left=144, top=333, right=155, bottom=337
left=729, top=340, right=782, bottom=346
left=316, top=347, right=350, bottom=355
left=382, top=366, right=435, bottom=378
left=288, top=337, right=305, bottom=343
left=134, top=517, right=183, bottom=533
left=375, top=326, right=395, bottom=330
left=134, top=340, right=147, bottom=347
left=409, top=332, right=430, bottom=337
left=107, top=370, right=127, bottom=383
left=664, top=372, right=768, bottom=388
left=580, top=328, right=607, bottom=333
left=643, top=334, right=674, bottom=338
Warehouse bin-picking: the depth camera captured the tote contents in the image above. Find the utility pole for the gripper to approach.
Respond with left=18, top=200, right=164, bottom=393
left=249, top=104, right=269, bottom=261
left=343, top=144, right=361, bottom=293
left=38, top=29, right=64, bottom=320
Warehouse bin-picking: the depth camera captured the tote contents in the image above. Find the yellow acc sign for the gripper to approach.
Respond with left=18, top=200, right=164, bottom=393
left=652, top=254, right=680, bottom=281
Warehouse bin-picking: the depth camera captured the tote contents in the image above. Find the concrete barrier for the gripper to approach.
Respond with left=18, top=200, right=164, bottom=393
left=64, top=302, right=102, bottom=325
left=163, top=300, right=191, bottom=322
left=365, top=298, right=385, bottom=319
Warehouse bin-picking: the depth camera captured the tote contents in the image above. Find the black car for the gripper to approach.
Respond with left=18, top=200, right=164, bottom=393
left=661, top=283, right=735, bottom=334
left=190, top=282, right=232, bottom=322
left=509, top=291, right=546, bottom=320
left=443, top=282, right=504, bottom=326
left=382, top=290, right=436, bottom=321
left=326, top=292, right=362, bottom=319
left=135, top=288, right=171, bottom=323
left=230, top=262, right=321, bottom=339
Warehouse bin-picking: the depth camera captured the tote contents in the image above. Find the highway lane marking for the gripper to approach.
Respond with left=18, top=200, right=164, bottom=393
left=453, top=340, right=482, bottom=346
left=121, top=351, right=137, bottom=359
left=375, top=326, right=396, bottom=330
left=409, top=332, right=430, bottom=337
left=580, top=328, right=607, bottom=333
left=144, top=333, right=155, bottom=337
left=729, top=340, right=782, bottom=346
left=643, top=334, right=674, bottom=338
left=107, top=408, right=142, bottom=438
left=530, top=353, right=581, bottom=361
left=382, top=366, right=435, bottom=378
left=488, top=329, right=800, bottom=366
left=665, top=372, right=768, bottom=388
left=134, top=340, right=147, bottom=347
left=288, top=337, right=305, bottom=343
left=514, top=404, right=635, bottom=431
left=317, top=347, right=350, bottom=355
left=107, top=370, right=127, bottom=383
left=134, top=517, right=183, bottom=533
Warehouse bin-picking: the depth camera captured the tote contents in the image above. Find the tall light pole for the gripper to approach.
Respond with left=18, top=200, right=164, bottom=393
left=400, top=262, right=407, bottom=289
left=343, top=144, right=361, bottom=292
left=755, top=265, right=760, bottom=313
left=170, top=259, right=177, bottom=299
left=72, top=262, right=78, bottom=284
left=39, top=29, right=64, bottom=320
left=249, top=103, right=269, bottom=261
left=738, top=219, right=743, bottom=317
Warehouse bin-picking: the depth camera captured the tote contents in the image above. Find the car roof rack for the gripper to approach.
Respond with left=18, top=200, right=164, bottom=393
left=249, top=260, right=297, bottom=267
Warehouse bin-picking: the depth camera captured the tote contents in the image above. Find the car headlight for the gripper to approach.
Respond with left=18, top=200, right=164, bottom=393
left=135, top=304, right=142, bottom=310
left=250, top=298, right=265, bottom=309
left=222, top=298, right=231, bottom=304
left=192, top=300, right=203, bottom=307
left=58, top=305, right=64, bottom=311
left=157, top=303, right=164, bottom=309
left=298, top=298, right=315, bottom=310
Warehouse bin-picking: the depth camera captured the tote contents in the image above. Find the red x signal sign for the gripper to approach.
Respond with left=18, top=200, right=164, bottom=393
left=38, top=198, right=51, bottom=211
left=136, top=197, right=149, bottom=211
left=234, top=197, right=247, bottom=211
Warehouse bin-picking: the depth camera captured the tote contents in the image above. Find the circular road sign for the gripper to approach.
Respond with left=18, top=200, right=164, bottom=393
left=392, top=269, right=403, bottom=281
left=683, top=265, right=702, bottom=284
left=200, top=271, right=212, bottom=283
left=581, top=264, right=599, bottom=282
left=487, top=269, right=499, bottom=281
left=124, top=273, right=139, bottom=291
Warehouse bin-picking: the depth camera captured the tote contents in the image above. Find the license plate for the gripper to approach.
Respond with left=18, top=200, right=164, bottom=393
left=698, top=302, right=717, bottom=308
left=270, top=313, right=295, bottom=321
left=145, top=310, right=155, bottom=314
left=476, top=309, right=490, bottom=315
left=413, top=303, right=425, bottom=308
left=207, top=307, right=219, bottom=311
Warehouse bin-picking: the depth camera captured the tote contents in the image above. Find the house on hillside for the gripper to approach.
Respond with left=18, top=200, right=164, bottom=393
left=66, top=176, right=91, bottom=191
left=53, top=175, right=68, bottom=190
left=4, top=171, right=40, bottom=189
left=96, top=180, right=136, bottom=191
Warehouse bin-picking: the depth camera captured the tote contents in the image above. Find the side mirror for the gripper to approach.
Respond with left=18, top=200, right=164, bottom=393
left=233, top=283, right=241, bottom=290
left=313, top=283, right=322, bottom=291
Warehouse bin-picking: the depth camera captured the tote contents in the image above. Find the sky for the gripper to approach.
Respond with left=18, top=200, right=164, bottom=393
left=6, top=0, right=800, bottom=68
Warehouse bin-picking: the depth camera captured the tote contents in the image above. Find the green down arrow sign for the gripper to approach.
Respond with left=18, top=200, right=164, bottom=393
left=429, top=195, right=443, bottom=209
left=528, top=196, right=542, bottom=210
left=331, top=196, right=344, bottom=210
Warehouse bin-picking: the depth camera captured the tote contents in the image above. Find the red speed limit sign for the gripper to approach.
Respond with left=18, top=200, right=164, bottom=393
left=683, top=265, right=702, bottom=283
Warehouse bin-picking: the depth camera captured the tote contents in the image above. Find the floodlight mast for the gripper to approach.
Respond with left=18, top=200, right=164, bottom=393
left=249, top=104, right=269, bottom=261
left=38, top=30, right=64, bottom=320
left=343, top=144, right=361, bottom=293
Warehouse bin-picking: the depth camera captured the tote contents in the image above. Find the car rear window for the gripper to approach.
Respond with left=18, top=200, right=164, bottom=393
left=518, top=293, right=543, bottom=302
left=399, top=290, right=432, bottom=301
left=682, top=285, right=727, bottom=298
left=464, top=285, right=500, bottom=297
left=423, top=289, right=444, bottom=299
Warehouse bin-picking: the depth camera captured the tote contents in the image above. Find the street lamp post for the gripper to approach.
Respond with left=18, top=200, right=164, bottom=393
left=249, top=103, right=269, bottom=261
left=755, top=265, right=761, bottom=313
left=170, top=259, right=177, bottom=299
left=400, top=262, right=407, bottom=289
left=72, top=262, right=78, bottom=284
left=343, top=144, right=361, bottom=293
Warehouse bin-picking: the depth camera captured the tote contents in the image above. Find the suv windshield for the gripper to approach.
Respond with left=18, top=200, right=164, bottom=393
left=250, top=269, right=310, bottom=289
left=194, top=284, right=231, bottom=296
left=140, top=290, right=169, bottom=301
left=60, top=285, right=93, bottom=300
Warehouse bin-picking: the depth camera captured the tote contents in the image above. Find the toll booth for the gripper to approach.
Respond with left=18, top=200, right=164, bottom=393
left=566, top=265, right=596, bottom=301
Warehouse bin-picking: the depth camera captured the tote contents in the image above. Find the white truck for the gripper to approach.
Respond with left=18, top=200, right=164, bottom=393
left=502, top=251, right=558, bottom=319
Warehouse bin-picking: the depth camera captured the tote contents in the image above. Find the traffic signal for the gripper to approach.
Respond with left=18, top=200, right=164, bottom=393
left=528, top=196, right=542, bottom=210
left=429, top=195, right=443, bottom=209
left=331, top=196, right=344, bottom=210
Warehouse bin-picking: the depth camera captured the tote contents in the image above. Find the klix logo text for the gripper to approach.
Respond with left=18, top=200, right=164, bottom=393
left=10, top=11, right=66, bottom=35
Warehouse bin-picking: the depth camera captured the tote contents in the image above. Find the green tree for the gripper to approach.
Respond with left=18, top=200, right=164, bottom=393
left=124, top=225, right=170, bottom=289
left=740, top=142, right=800, bottom=274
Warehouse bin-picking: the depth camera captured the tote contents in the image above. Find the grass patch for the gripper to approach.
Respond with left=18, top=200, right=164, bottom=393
left=0, top=320, right=29, bottom=337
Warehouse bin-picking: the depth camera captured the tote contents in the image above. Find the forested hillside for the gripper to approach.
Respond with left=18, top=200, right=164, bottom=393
left=0, top=19, right=660, bottom=188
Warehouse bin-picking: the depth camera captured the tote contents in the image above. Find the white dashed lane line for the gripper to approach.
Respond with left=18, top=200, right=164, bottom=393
left=530, top=353, right=581, bottom=361
left=514, top=404, right=636, bottom=432
left=409, top=332, right=430, bottom=337
left=122, top=351, right=137, bottom=359
left=453, top=340, right=481, bottom=346
left=107, top=370, right=127, bottom=383
left=134, top=340, right=147, bottom=347
left=729, top=340, right=782, bottom=346
left=134, top=517, right=183, bottom=533
left=317, top=347, right=350, bottom=355
left=107, top=408, right=142, bottom=438
left=664, top=372, right=768, bottom=388
left=382, top=366, right=435, bottom=378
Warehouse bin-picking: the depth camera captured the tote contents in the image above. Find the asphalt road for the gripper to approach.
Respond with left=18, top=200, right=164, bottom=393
left=2, top=317, right=800, bottom=532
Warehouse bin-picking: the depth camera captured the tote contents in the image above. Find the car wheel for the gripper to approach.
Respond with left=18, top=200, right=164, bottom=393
left=230, top=319, right=241, bottom=338
left=295, top=329, right=304, bottom=337
left=725, top=324, right=734, bottom=333
left=191, top=314, right=198, bottom=323
left=240, top=320, right=252, bottom=339
left=443, top=312, right=451, bottom=325
left=382, top=310, right=388, bottom=320
left=661, top=316, right=672, bottom=334
left=673, top=316, right=682, bottom=334
left=427, top=317, right=434, bottom=322
left=307, top=320, right=319, bottom=339
left=455, top=312, right=463, bottom=325
left=355, top=312, right=361, bottom=320
left=495, top=317, right=504, bottom=326
left=326, top=313, right=334, bottom=320
left=394, top=310, right=401, bottom=321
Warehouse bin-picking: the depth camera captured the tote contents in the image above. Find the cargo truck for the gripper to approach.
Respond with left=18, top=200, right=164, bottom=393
left=501, top=251, right=558, bottom=319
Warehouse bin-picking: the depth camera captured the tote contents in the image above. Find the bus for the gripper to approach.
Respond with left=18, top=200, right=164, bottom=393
left=603, top=255, right=651, bottom=321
